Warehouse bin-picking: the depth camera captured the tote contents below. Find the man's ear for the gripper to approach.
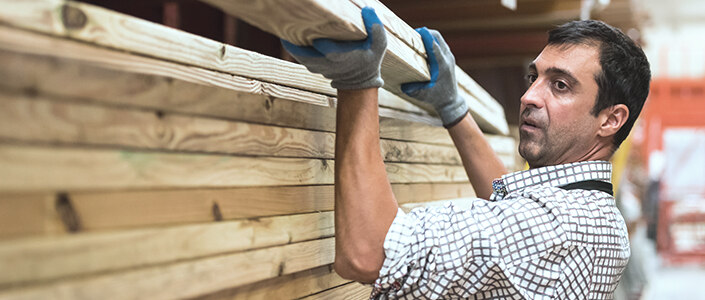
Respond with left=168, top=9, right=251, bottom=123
left=597, top=104, right=629, bottom=138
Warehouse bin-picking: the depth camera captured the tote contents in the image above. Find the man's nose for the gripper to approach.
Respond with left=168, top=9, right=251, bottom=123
left=520, top=80, right=545, bottom=109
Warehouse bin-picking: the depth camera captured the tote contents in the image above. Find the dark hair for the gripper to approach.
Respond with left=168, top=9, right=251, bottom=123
left=548, top=20, right=651, bottom=149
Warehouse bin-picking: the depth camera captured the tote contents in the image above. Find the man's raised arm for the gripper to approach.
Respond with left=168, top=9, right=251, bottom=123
left=402, top=28, right=507, bottom=198
left=334, top=88, right=398, bottom=282
left=282, top=7, right=397, bottom=282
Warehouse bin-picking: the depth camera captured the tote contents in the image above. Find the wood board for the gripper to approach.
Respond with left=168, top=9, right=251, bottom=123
left=192, top=265, right=348, bottom=300
left=0, top=183, right=475, bottom=237
left=300, top=282, right=372, bottom=299
left=200, top=0, right=509, bottom=134
left=0, top=145, right=470, bottom=192
left=0, top=91, right=464, bottom=165
left=0, top=212, right=334, bottom=285
left=0, top=26, right=516, bottom=164
left=0, top=238, right=335, bottom=300
left=0, top=0, right=508, bottom=134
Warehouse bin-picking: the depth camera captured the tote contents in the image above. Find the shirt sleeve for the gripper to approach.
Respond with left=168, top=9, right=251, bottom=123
left=372, top=195, right=570, bottom=299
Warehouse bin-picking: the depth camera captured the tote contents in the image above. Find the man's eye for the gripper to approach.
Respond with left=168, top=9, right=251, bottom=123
left=553, top=80, right=569, bottom=91
left=526, top=74, right=537, bottom=84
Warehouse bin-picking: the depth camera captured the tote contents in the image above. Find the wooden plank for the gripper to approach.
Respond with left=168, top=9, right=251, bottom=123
left=0, top=238, right=335, bottom=300
left=0, top=0, right=426, bottom=118
left=0, top=0, right=333, bottom=96
left=198, top=0, right=430, bottom=88
left=0, top=211, right=333, bottom=286
left=0, top=91, right=462, bottom=165
left=192, top=265, right=349, bottom=300
left=0, top=26, right=515, bottom=161
left=301, top=282, right=372, bottom=300
left=0, top=0, right=507, bottom=134
left=200, top=0, right=508, bottom=134
left=0, top=194, right=63, bottom=239
left=0, top=25, right=516, bottom=159
left=0, top=145, right=469, bottom=192
left=0, top=183, right=474, bottom=234
left=0, top=26, right=451, bottom=144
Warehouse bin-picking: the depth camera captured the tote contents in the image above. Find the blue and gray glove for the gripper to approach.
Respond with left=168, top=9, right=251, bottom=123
left=401, top=28, right=469, bottom=128
left=281, top=7, right=387, bottom=90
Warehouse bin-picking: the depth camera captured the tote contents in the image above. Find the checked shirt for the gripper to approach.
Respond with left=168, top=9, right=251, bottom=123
left=371, top=161, right=630, bottom=299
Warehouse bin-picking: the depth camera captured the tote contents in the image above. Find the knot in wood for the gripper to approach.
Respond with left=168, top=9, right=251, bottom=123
left=385, top=146, right=402, bottom=161
left=61, top=4, right=88, bottom=30
left=264, top=96, right=275, bottom=111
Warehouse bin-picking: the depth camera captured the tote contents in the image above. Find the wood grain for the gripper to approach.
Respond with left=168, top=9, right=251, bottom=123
left=200, top=0, right=508, bottom=134
left=191, top=265, right=349, bottom=300
left=0, top=0, right=423, bottom=118
left=0, top=145, right=469, bottom=192
left=0, top=27, right=449, bottom=144
left=0, top=183, right=474, bottom=235
left=0, top=0, right=333, bottom=96
left=301, top=282, right=372, bottom=299
left=0, top=0, right=508, bottom=134
left=0, top=211, right=333, bottom=286
left=0, top=26, right=517, bottom=159
left=0, top=194, right=63, bottom=239
left=0, top=91, right=464, bottom=165
left=0, top=238, right=335, bottom=300
left=198, top=0, right=430, bottom=95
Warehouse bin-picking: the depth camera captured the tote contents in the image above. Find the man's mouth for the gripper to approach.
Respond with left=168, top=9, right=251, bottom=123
left=520, top=118, right=540, bottom=131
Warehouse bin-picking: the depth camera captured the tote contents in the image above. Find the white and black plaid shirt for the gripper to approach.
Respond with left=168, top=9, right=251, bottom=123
left=371, top=161, right=630, bottom=299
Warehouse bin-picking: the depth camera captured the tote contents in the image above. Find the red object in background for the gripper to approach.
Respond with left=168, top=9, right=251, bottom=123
left=642, top=79, right=705, bottom=265
left=642, top=79, right=705, bottom=154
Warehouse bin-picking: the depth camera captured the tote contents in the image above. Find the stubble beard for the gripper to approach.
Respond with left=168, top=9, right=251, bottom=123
left=519, top=108, right=549, bottom=168
left=519, top=126, right=550, bottom=168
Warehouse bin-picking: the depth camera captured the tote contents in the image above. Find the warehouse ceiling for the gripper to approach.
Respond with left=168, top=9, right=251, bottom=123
left=383, top=0, right=643, bottom=68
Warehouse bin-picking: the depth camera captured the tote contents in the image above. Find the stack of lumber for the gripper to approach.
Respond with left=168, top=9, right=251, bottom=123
left=0, top=0, right=516, bottom=299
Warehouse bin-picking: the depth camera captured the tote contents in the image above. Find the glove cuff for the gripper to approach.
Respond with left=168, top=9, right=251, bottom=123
left=331, top=76, right=384, bottom=90
left=439, top=96, right=469, bottom=127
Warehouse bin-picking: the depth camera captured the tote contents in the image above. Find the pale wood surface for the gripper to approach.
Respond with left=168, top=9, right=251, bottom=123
left=0, top=27, right=439, bottom=143
left=0, top=183, right=474, bottom=236
left=0, top=0, right=417, bottom=115
left=0, top=145, right=469, bottom=192
left=0, top=238, right=335, bottom=300
left=0, top=91, right=465, bottom=165
left=198, top=0, right=430, bottom=92
left=200, top=0, right=508, bottom=134
left=0, top=25, right=517, bottom=159
left=301, top=282, right=373, bottom=299
left=193, top=265, right=349, bottom=300
left=0, top=194, right=63, bottom=239
left=0, top=211, right=333, bottom=285
left=0, top=0, right=334, bottom=96
left=0, top=0, right=508, bottom=134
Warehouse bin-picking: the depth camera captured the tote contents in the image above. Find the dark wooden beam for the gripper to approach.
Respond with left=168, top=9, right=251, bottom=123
left=444, top=30, right=548, bottom=58
left=385, top=0, right=579, bottom=24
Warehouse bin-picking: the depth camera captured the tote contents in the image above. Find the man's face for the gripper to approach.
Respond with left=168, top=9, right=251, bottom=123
left=519, top=44, right=603, bottom=168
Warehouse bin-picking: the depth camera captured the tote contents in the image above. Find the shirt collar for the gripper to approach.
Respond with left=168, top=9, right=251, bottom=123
left=492, top=161, right=612, bottom=198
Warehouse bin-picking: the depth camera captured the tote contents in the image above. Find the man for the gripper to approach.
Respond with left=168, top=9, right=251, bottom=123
left=283, top=7, right=650, bottom=299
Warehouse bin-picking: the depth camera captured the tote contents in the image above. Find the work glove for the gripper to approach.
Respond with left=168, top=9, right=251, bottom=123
left=401, top=28, right=469, bottom=128
left=281, top=7, right=387, bottom=90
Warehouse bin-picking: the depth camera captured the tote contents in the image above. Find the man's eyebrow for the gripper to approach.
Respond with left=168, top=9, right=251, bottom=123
left=528, top=62, right=537, bottom=72
left=545, top=67, right=579, bottom=85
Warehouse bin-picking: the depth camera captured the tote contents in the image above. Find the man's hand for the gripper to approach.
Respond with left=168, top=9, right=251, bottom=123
left=281, top=7, right=387, bottom=90
left=401, top=28, right=469, bottom=128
